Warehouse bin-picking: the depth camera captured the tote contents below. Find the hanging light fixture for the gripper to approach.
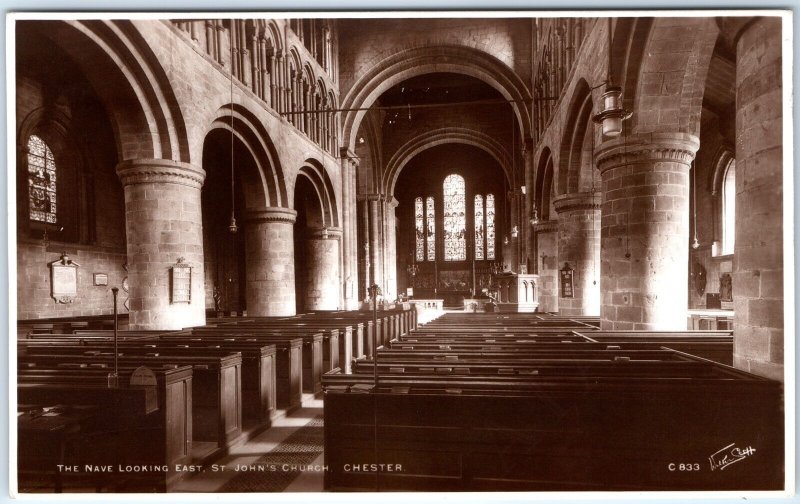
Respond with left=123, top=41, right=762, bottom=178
left=228, top=25, right=238, bottom=234
left=692, top=162, right=700, bottom=250
left=529, top=202, right=540, bottom=226
left=592, top=18, right=632, bottom=136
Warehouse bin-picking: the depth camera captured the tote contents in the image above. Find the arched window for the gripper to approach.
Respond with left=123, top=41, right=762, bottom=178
left=425, top=196, right=435, bottom=261
left=474, top=194, right=484, bottom=260
left=443, top=174, right=466, bottom=261
left=721, top=159, right=735, bottom=255
left=414, top=197, right=424, bottom=261
left=486, top=193, right=496, bottom=260
left=27, top=135, right=57, bottom=224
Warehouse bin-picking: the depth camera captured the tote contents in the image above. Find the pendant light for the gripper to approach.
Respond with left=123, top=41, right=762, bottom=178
left=228, top=24, right=239, bottom=234
left=592, top=18, right=632, bottom=136
left=692, top=161, right=700, bottom=249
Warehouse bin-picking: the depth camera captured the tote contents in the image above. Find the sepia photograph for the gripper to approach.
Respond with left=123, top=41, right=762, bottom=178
left=7, top=8, right=794, bottom=500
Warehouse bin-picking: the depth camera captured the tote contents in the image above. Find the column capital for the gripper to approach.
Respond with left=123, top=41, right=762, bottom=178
left=532, top=220, right=558, bottom=234
left=307, top=226, right=343, bottom=240
left=594, top=132, right=700, bottom=176
left=359, top=193, right=384, bottom=203
left=116, top=159, right=206, bottom=189
left=339, top=147, right=359, bottom=167
left=552, top=191, right=601, bottom=214
left=245, top=206, right=297, bottom=224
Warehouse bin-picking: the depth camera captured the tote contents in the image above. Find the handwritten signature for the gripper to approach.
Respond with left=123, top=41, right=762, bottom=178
left=709, top=443, right=756, bottom=471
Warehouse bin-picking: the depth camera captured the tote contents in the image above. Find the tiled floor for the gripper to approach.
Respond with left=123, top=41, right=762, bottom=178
left=171, top=394, right=326, bottom=493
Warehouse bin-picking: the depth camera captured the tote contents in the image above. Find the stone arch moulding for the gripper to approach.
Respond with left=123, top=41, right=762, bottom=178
left=557, top=79, right=593, bottom=196
left=296, top=159, right=340, bottom=229
left=534, top=146, right=556, bottom=222
left=631, top=17, right=719, bottom=137
left=341, top=45, right=532, bottom=153
left=39, top=19, right=190, bottom=163
left=208, top=103, right=288, bottom=208
left=383, top=127, right=512, bottom=197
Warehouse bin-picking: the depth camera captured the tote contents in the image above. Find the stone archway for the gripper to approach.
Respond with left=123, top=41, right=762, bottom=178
left=293, top=161, right=341, bottom=313
left=341, top=45, right=532, bottom=154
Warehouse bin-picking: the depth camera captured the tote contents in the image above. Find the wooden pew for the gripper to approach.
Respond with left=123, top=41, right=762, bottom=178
left=22, top=339, right=278, bottom=431
left=18, top=364, right=193, bottom=491
left=159, top=333, right=304, bottom=412
left=209, top=321, right=337, bottom=386
left=322, top=352, right=783, bottom=491
left=18, top=352, right=242, bottom=457
left=576, top=330, right=734, bottom=365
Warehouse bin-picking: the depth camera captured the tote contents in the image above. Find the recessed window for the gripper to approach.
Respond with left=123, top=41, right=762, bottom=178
left=721, top=159, right=735, bottom=255
left=443, top=174, right=466, bottom=261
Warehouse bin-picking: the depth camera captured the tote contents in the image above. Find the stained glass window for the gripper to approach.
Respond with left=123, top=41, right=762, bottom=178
left=486, top=193, right=496, bottom=260
left=474, top=194, right=484, bottom=260
left=414, top=197, right=424, bottom=261
left=27, top=135, right=57, bottom=224
left=425, top=196, right=435, bottom=261
left=443, top=174, right=466, bottom=261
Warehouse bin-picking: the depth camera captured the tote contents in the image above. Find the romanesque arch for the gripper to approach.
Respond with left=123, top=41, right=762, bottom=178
left=208, top=103, right=288, bottom=208
left=341, top=45, right=532, bottom=153
left=383, top=127, right=512, bottom=197
left=36, top=20, right=190, bottom=162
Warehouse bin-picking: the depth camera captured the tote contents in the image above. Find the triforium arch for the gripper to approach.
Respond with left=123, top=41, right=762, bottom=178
left=32, top=19, right=190, bottom=162
left=294, top=158, right=342, bottom=312
left=384, top=127, right=512, bottom=198
left=341, top=45, right=532, bottom=154
left=209, top=103, right=288, bottom=208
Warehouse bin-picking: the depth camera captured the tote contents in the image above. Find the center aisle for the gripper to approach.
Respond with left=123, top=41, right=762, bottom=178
left=172, top=395, right=325, bottom=492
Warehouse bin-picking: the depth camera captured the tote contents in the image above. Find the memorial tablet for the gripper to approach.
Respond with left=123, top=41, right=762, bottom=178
left=48, top=253, right=79, bottom=303
left=170, top=257, right=192, bottom=304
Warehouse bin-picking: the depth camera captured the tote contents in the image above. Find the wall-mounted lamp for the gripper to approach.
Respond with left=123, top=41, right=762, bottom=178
left=592, top=85, right=632, bottom=137
left=510, top=226, right=519, bottom=239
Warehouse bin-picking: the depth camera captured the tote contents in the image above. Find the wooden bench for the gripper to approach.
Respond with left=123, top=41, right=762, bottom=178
left=323, top=353, right=783, bottom=491
left=19, top=351, right=242, bottom=457
left=159, top=333, right=304, bottom=412
left=18, top=364, right=192, bottom=491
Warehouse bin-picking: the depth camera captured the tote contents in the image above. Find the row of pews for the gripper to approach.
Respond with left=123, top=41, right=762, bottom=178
left=322, top=312, right=784, bottom=491
left=16, top=306, right=415, bottom=492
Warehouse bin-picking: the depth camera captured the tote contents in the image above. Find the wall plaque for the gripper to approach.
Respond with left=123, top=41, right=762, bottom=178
left=93, top=273, right=108, bottom=286
left=170, top=257, right=192, bottom=304
left=559, top=263, right=574, bottom=299
left=49, top=253, right=79, bottom=304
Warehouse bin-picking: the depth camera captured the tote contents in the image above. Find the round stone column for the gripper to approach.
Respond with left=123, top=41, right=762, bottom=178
left=553, top=191, right=601, bottom=316
left=731, top=17, right=784, bottom=380
left=595, top=133, right=699, bottom=330
left=244, top=207, right=297, bottom=317
left=532, top=220, right=559, bottom=313
left=304, top=228, right=342, bottom=311
left=117, top=159, right=207, bottom=330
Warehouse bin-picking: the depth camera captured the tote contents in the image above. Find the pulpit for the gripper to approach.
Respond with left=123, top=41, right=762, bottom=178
left=493, top=272, right=539, bottom=312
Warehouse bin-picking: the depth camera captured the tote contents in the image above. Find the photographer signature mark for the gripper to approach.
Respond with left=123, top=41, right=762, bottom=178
left=709, top=443, right=756, bottom=471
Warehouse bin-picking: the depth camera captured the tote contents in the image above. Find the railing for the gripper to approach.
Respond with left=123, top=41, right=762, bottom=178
left=172, top=19, right=338, bottom=155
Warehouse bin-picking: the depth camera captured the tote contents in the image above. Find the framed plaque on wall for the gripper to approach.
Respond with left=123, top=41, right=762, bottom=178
left=49, top=253, right=79, bottom=304
left=170, top=257, right=192, bottom=304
